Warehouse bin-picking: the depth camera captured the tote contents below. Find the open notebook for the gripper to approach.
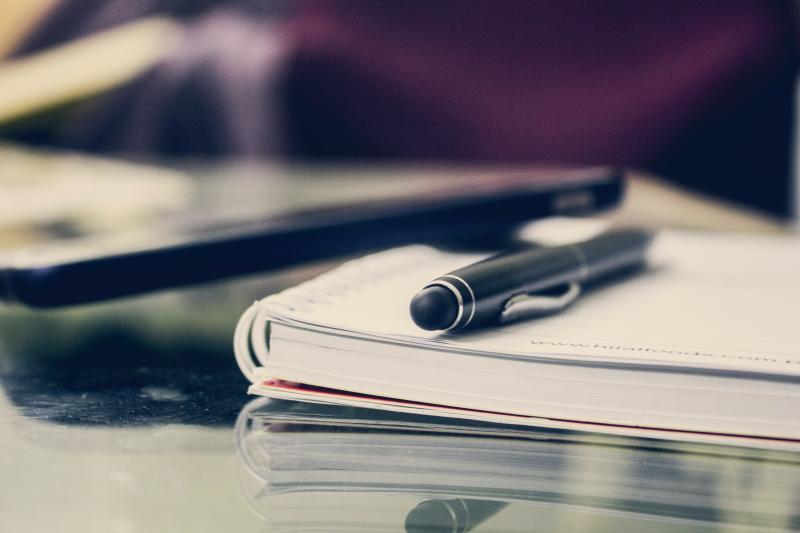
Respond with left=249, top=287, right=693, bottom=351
left=234, top=220, right=800, bottom=445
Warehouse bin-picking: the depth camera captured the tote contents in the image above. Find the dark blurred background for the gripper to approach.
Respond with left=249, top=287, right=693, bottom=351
left=2, top=0, right=798, bottom=217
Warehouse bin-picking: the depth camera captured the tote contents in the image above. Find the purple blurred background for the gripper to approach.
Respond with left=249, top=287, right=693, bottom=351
left=7, top=0, right=800, bottom=216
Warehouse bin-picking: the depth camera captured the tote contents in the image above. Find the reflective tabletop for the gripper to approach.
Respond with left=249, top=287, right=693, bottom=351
left=1, top=151, right=795, bottom=532
left=2, top=273, right=799, bottom=533
left=0, top=279, right=268, bottom=533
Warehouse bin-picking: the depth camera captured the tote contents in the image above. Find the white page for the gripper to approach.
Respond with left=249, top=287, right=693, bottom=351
left=258, top=221, right=800, bottom=377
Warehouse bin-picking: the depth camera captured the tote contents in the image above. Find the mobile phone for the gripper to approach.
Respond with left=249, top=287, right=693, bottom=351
left=0, top=166, right=623, bottom=307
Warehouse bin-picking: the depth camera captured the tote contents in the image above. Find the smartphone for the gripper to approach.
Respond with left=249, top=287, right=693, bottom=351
left=0, top=165, right=623, bottom=307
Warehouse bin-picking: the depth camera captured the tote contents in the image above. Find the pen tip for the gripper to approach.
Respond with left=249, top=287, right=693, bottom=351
left=410, top=286, right=458, bottom=331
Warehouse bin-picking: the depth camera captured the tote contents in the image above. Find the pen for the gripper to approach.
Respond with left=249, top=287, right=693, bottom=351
left=409, top=228, right=653, bottom=331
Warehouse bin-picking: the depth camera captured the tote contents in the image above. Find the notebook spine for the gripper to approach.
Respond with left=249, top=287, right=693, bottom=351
left=234, top=301, right=264, bottom=383
left=233, top=245, right=438, bottom=383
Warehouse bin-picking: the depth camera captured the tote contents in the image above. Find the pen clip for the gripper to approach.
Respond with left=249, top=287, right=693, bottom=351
left=499, top=282, right=581, bottom=324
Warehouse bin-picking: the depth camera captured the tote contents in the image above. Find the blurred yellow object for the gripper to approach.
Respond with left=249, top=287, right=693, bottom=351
left=0, top=0, right=55, bottom=58
left=0, top=16, right=183, bottom=125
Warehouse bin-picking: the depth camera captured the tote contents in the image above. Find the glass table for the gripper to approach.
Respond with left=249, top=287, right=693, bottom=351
left=0, top=148, right=794, bottom=532
left=1, top=274, right=798, bottom=533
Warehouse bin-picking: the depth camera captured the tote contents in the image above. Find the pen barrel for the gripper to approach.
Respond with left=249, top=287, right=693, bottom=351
left=438, top=229, right=652, bottom=328
left=577, top=229, right=653, bottom=283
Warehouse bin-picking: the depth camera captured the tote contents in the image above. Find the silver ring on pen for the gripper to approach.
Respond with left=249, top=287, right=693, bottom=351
left=426, top=275, right=476, bottom=330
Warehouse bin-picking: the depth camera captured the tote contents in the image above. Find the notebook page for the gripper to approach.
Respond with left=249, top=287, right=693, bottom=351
left=263, top=228, right=800, bottom=377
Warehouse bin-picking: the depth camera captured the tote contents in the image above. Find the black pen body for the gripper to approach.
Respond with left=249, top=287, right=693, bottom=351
left=411, top=229, right=653, bottom=330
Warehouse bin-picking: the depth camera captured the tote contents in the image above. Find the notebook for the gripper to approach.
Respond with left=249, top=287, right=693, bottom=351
left=236, top=397, right=800, bottom=532
left=233, top=219, right=800, bottom=444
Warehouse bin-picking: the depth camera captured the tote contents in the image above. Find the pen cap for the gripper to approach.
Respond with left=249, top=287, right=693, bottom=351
left=431, top=228, right=653, bottom=329
left=410, top=286, right=460, bottom=330
left=445, top=244, right=587, bottom=327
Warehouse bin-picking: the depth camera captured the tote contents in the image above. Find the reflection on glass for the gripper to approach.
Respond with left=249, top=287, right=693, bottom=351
left=404, top=498, right=507, bottom=533
left=235, top=398, right=800, bottom=532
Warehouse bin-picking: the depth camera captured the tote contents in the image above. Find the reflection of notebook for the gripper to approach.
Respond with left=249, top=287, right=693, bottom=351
left=234, top=220, right=800, bottom=444
left=236, top=398, right=800, bottom=532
